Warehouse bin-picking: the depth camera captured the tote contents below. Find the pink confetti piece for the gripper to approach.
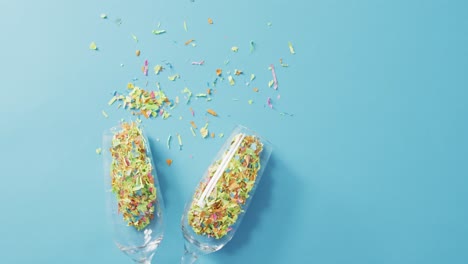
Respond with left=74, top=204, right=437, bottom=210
left=144, top=60, right=149, bottom=76
left=270, top=64, right=278, bottom=90
left=191, top=60, right=205, bottom=65
left=277, top=94, right=281, bottom=100
left=267, top=97, right=273, bottom=109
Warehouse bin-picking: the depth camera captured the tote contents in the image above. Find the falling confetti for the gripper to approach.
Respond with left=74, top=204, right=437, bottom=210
left=228, top=75, right=235, bottom=86
left=231, top=46, right=239, bottom=52
left=96, top=148, right=102, bottom=155
left=132, top=34, right=138, bottom=42
left=166, top=159, right=173, bottom=166
left=288, top=41, right=295, bottom=54
left=154, top=65, right=163, bottom=75
left=216, top=68, right=222, bottom=76
left=100, top=14, right=107, bottom=19
left=184, top=21, right=188, bottom=32
left=207, top=109, right=218, bottom=116
left=152, top=29, right=166, bottom=35
left=136, top=50, right=141, bottom=56
left=89, top=42, right=98, bottom=50
left=185, top=39, right=195, bottom=45
left=270, top=64, right=278, bottom=89
left=208, top=18, right=213, bottom=24
left=102, top=110, right=109, bottom=118
left=250, top=41, right=255, bottom=53
left=168, top=74, right=180, bottom=81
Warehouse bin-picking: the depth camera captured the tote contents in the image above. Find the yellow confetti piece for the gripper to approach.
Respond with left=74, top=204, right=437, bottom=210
left=102, top=110, right=109, bottom=118
left=219, top=133, right=224, bottom=138
left=200, top=126, right=209, bottom=138
left=288, top=41, right=295, bottom=54
left=268, top=80, right=274, bottom=88
left=177, top=134, right=183, bottom=150
left=95, top=148, right=102, bottom=155
left=208, top=18, right=213, bottom=24
left=154, top=65, right=163, bottom=75
left=231, top=46, right=239, bottom=52
left=248, top=100, right=253, bottom=105
left=228, top=75, right=235, bottom=86
left=207, top=109, right=218, bottom=116
left=253, top=87, right=259, bottom=92
left=168, top=74, right=180, bottom=81
left=89, top=42, right=98, bottom=50
left=185, top=39, right=195, bottom=45
left=136, top=50, right=141, bottom=56
left=190, top=121, right=198, bottom=129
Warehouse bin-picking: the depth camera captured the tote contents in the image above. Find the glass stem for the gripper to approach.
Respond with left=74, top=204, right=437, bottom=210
left=181, top=244, right=198, bottom=264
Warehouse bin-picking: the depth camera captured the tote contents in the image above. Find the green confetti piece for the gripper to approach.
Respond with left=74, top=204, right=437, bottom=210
left=168, top=74, right=180, bottom=81
left=89, top=41, right=98, bottom=50
left=196, top=93, right=207, bottom=98
left=184, top=21, right=188, bottom=32
left=154, top=65, right=163, bottom=75
left=288, top=41, right=295, bottom=54
left=95, top=148, right=102, bottom=155
left=131, top=34, right=138, bottom=42
left=100, top=14, right=107, bottom=19
left=267, top=22, right=272, bottom=27
left=248, top=100, right=253, bottom=105
left=231, top=46, right=239, bottom=52
left=177, top=134, right=183, bottom=150
left=190, top=127, right=196, bottom=137
left=219, top=133, right=224, bottom=138
left=102, top=110, right=109, bottom=118
left=250, top=74, right=255, bottom=81
left=228, top=76, right=235, bottom=86
left=249, top=40, right=255, bottom=53
left=152, top=29, right=166, bottom=35
left=182, top=87, right=192, bottom=104
left=268, top=80, right=274, bottom=88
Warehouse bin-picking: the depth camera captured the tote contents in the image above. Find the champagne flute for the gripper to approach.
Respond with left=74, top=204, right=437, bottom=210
left=103, top=122, right=165, bottom=264
left=180, top=125, right=273, bottom=263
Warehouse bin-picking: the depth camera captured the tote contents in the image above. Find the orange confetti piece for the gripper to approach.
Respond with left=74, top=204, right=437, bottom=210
left=190, top=121, right=197, bottom=129
left=208, top=18, right=213, bottom=24
left=207, top=88, right=212, bottom=95
left=253, top=88, right=259, bottom=92
left=207, top=109, right=218, bottom=116
left=166, top=159, right=173, bottom=166
left=216, top=68, right=222, bottom=76
left=211, top=132, right=215, bottom=138
left=234, top=69, right=243, bottom=76
left=136, top=50, right=141, bottom=56
left=185, top=39, right=195, bottom=45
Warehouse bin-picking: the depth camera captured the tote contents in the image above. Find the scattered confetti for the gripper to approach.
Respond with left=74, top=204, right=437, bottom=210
left=248, top=99, right=254, bottom=105
left=183, top=88, right=193, bottom=104
left=219, top=133, right=224, bottom=138
left=234, top=69, right=243, bottom=76
left=154, top=65, right=163, bottom=75
left=168, top=74, right=180, bottom=81
left=228, top=75, right=235, bottom=86
left=184, top=21, right=188, bottom=32
left=177, top=134, right=183, bottom=150
left=100, top=14, right=107, bottom=19
left=109, top=122, right=158, bottom=231
left=288, top=41, right=295, bottom=54
left=268, top=80, right=274, bottom=88
left=208, top=18, right=213, bottom=24
left=102, top=110, right=109, bottom=118
left=190, top=107, right=195, bottom=116
left=267, top=22, right=272, bottom=27
left=207, top=109, right=218, bottom=116
left=187, top=134, right=264, bottom=238
left=167, top=134, right=172, bottom=149
left=143, top=60, right=149, bottom=76
left=185, top=39, right=195, bottom=45
left=231, top=46, right=239, bottom=52
left=132, top=34, right=138, bottom=42
left=216, top=68, right=222, bottom=76
left=250, top=74, right=256, bottom=81
left=89, top=42, right=98, bottom=50
left=250, top=41, right=255, bottom=53
left=96, top=148, right=102, bottom=155
left=207, top=88, right=212, bottom=95
left=279, top=58, right=289, bottom=67
left=152, top=29, right=166, bottom=35
left=190, top=127, right=197, bottom=136
left=211, top=132, right=215, bottom=138
left=136, top=50, right=141, bottom=56
left=166, top=159, right=173, bottom=166
left=267, top=97, right=273, bottom=109
left=191, top=60, right=205, bottom=65
left=200, top=124, right=209, bottom=138
left=253, top=88, right=259, bottom=92
left=110, top=84, right=170, bottom=119
left=270, top=64, right=278, bottom=90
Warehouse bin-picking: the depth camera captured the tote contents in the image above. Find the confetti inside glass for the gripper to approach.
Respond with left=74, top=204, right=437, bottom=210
left=180, top=125, right=272, bottom=262
left=102, top=122, right=165, bottom=263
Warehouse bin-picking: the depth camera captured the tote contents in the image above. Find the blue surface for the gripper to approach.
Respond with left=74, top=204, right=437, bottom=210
left=1, top=0, right=467, bottom=263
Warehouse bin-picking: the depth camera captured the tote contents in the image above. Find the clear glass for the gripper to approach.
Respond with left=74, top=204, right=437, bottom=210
left=180, top=125, right=273, bottom=263
left=103, top=122, right=165, bottom=264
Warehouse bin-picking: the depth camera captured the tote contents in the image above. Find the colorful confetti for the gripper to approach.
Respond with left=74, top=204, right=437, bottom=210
left=184, top=21, right=188, bottom=32
left=185, top=39, right=195, bottom=45
left=109, top=122, right=158, bottom=231
left=228, top=75, right=235, bottom=86
left=200, top=124, right=209, bottom=138
left=132, top=34, right=138, bottom=42
left=136, top=50, right=141, bottom=56
left=154, top=65, right=163, bottom=75
left=231, top=46, right=239, bottom=52
left=187, top=134, right=264, bottom=239
left=166, top=159, right=173, bottom=166
left=250, top=74, right=256, bottom=81
left=177, top=134, right=183, bottom=150
left=250, top=40, right=255, bottom=53
left=267, top=97, right=273, bottom=109
left=208, top=18, right=213, bottom=24
left=102, top=110, right=109, bottom=118
left=168, top=74, right=180, bottom=81
left=96, top=148, right=102, bottom=155
left=216, top=68, right=222, bottom=76
left=100, top=14, right=107, bottom=19
left=191, top=60, right=205, bottom=65
left=167, top=134, right=172, bottom=149
left=279, top=58, right=289, bottom=67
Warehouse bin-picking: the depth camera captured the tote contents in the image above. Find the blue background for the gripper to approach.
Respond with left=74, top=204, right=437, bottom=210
left=1, top=0, right=467, bottom=263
